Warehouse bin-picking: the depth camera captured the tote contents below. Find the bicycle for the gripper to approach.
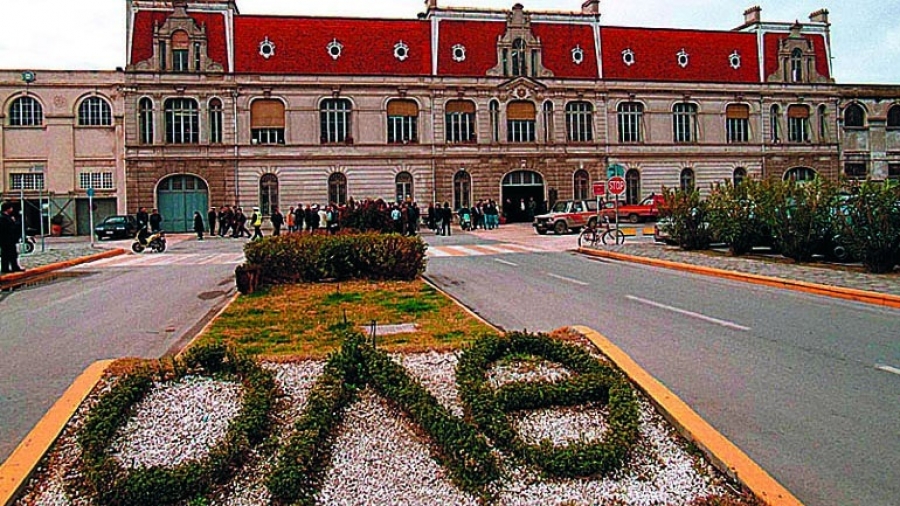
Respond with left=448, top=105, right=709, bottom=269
left=577, top=215, right=625, bottom=247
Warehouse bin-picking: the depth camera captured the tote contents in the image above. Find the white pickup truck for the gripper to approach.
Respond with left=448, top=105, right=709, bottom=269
left=533, top=200, right=600, bottom=235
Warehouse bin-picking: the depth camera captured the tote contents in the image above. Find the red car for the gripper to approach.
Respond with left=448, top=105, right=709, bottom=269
left=600, top=194, right=665, bottom=223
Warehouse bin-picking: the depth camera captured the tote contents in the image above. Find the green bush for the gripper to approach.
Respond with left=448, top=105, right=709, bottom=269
left=77, top=345, right=277, bottom=506
left=456, top=332, right=640, bottom=478
left=837, top=181, right=900, bottom=273
left=755, top=177, right=839, bottom=263
left=243, top=232, right=426, bottom=285
left=659, top=188, right=713, bottom=250
left=705, top=179, right=771, bottom=256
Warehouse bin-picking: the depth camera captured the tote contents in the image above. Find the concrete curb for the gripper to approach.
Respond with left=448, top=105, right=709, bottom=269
left=0, top=360, right=115, bottom=506
left=0, top=249, right=126, bottom=288
left=573, top=326, right=803, bottom=506
left=578, top=247, right=900, bottom=309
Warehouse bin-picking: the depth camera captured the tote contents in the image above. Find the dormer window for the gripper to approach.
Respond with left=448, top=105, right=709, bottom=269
left=790, top=48, right=803, bottom=82
left=172, top=31, right=190, bottom=72
left=135, top=2, right=223, bottom=74
left=511, top=38, right=527, bottom=76
left=487, top=4, right=552, bottom=79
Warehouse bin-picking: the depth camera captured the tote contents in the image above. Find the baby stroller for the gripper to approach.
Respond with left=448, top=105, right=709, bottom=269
left=459, top=208, right=473, bottom=231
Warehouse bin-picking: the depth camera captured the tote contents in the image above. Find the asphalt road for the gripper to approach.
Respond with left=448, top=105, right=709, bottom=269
left=0, top=236, right=244, bottom=462
left=424, top=232, right=900, bottom=506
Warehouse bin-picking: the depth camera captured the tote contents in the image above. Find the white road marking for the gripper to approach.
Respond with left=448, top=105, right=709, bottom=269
left=875, top=364, right=900, bottom=376
left=494, top=258, right=519, bottom=267
left=546, top=273, right=590, bottom=286
left=626, top=295, right=751, bottom=331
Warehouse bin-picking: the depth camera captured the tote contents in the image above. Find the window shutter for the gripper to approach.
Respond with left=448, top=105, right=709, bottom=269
left=787, top=105, right=809, bottom=119
left=251, top=99, right=285, bottom=128
left=507, top=101, right=536, bottom=120
left=726, top=104, right=750, bottom=120
left=445, top=100, right=475, bottom=114
left=387, top=99, right=418, bottom=117
left=172, top=31, right=190, bottom=49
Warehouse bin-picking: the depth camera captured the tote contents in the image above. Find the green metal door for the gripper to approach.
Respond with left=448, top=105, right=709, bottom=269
left=157, top=175, right=208, bottom=232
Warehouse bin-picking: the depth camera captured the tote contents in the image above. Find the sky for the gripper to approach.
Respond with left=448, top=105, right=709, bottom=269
left=0, top=0, right=898, bottom=84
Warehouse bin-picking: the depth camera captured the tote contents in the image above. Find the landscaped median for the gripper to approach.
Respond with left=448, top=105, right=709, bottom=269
left=2, top=232, right=792, bottom=505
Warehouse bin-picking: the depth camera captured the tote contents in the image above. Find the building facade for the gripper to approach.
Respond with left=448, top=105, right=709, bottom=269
left=4, top=0, right=899, bottom=233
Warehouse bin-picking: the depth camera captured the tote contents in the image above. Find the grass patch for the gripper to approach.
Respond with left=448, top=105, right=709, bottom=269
left=195, top=279, right=497, bottom=358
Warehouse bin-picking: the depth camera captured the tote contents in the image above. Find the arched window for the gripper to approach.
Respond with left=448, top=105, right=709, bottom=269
left=251, top=99, right=285, bottom=144
left=542, top=101, right=554, bottom=143
left=208, top=98, right=223, bottom=144
left=453, top=171, right=472, bottom=209
left=395, top=172, right=414, bottom=203
left=259, top=174, right=279, bottom=216
left=725, top=104, right=750, bottom=143
left=328, top=172, right=348, bottom=206
left=770, top=104, right=781, bottom=143
left=566, top=101, right=593, bottom=143
left=320, top=98, right=352, bottom=144
left=164, top=98, right=199, bottom=144
left=673, top=103, right=698, bottom=143
left=790, top=48, right=803, bottom=83
left=617, top=102, right=643, bottom=143
left=817, top=105, right=828, bottom=141
left=843, top=103, right=865, bottom=128
left=888, top=105, right=900, bottom=129
left=9, top=96, right=43, bottom=126
left=680, top=168, right=695, bottom=193
left=489, top=100, right=500, bottom=143
left=733, top=167, right=747, bottom=187
left=626, top=169, right=641, bottom=205
left=787, top=105, right=810, bottom=143
left=78, top=96, right=112, bottom=126
left=783, top=167, right=817, bottom=182
left=139, top=97, right=154, bottom=144
left=573, top=169, right=589, bottom=200
left=445, top=100, right=476, bottom=144
left=387, top=99, right=419, bottom=144
left=507, top=101, right=536, bottom=143
left=511, top=38, right=527, bottom=77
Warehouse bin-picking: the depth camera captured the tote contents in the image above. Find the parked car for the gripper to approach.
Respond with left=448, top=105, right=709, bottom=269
left=600, top=194, right=666, bottom=223
left=94, top=215, right=139, bottom=240
left=533, top=200, right=599, bottom=235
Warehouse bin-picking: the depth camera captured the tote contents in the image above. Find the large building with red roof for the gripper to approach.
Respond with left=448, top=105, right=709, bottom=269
left=5, top=0, right=893, bottom=232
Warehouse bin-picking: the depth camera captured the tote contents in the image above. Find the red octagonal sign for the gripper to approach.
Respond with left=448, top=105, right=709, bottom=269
left=608, top=176, right=626, bottom=195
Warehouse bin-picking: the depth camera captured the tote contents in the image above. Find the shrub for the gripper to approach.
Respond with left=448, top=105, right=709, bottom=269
left=243, top=232, right=426, bottom=285
left=77, top=344, right=277, bottom=506
left=755, top=177, right=839, bottom=263
left=659, top=188, right=713, bottom=250
left=836, top=180, right=900, bottom=273
left=705, top=179, right=771, bottom=256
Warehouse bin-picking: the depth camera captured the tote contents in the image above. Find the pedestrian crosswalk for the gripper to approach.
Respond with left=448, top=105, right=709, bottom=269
left=86, top=252, right=245, bottom=268
left=426, top=243, right=547, bottom=258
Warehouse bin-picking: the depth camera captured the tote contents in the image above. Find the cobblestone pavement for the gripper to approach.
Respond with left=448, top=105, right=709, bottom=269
left=594, top=242, right=900, bottom=297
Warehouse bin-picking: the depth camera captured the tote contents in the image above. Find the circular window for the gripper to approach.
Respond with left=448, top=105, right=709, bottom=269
left=452, top=44, right=467, bottom=62
left=327, top=39, right=343, bottom=60
left=394, top=41, right=409, bottom=62
left=258, top=37, right=276, bottom=59
left=677, top=49, right=689, bottom=68
left=571, top=45, right=584, bottom=65
left=622, top=48, right=635, bottom=67
left=729, top=50, right=741, bottom=70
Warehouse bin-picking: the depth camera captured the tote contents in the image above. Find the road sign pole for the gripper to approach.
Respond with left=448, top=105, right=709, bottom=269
left=19, top=187, right=26, bottom=254
left=88, top=187, right=95, bottom=248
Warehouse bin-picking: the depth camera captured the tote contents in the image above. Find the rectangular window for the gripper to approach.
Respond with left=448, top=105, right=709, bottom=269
left=251, top=128, right=285, bottom=145
left=445, top=112, right=475, bottom=143
left=507, top=120, right=535, bottom=143
left=159, top=41, right=166, bottom=70
left=321, top=104, right=350, bottom=143
left=10, top=173, right=45, bottom=191
left=726, top=118, right=749, bottom=143
left=209, top=110, right=222, bottom=144
left=788, top=117, right=810, bottom=142
left=844, top=162, right=867, bottom=179
left=617, top=104, right=643, bottom=143
left=566, top=106, right=593, bottom=143
left=387, top=116, right=418, bottom=144
left=888, top=164, right=900, bottom=180
left=79, top=172, right=114, bottom=190
left=173, top=49, right=189, bottom=72
left=194, top=42, right=202, bottom=71
left=673, top=105, right=697, bottom=143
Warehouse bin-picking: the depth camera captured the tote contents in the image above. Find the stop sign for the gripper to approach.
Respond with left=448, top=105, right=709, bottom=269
left=608, top=176, right=626, bottom=195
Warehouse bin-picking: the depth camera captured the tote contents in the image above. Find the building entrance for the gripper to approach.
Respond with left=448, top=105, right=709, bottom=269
left=501, top=170, right=545, bottom=223
left=157, top=175, right=208, bottom=232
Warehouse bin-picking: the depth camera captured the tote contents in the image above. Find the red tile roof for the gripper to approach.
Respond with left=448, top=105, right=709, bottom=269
left=531, top=23, right=598, bottom=79
left=131, top=10, right=229, bottom=71
left=233, top=16, right=431, bottom=76
left=437, top=20, right=507, bottom=77
left=601, top=27, right=760, bottom=83
left=763, top=32, right=831, bottom=80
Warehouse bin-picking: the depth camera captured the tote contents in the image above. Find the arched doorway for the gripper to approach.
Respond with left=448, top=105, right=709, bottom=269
left=501, top=170, right=544, bottom=222
left=783, top=166, right=817, bottom=182
left=157, top=174, right=209, bottom=232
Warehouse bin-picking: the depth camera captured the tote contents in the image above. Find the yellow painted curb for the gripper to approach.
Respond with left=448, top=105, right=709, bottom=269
left=0, top=360, right=114, bottom=506
left=572, top=325, right=803, bottom=506
left=579, top=248, right=900, bottom=310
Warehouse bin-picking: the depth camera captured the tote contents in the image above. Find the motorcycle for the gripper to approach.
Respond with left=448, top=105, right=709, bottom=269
left=20, top=227, right=37, bottom=254
left=132, top=227, right=166, bottom=253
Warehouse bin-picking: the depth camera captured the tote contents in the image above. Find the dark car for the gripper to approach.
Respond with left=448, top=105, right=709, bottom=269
left=94, top=215, right=139, bottom=240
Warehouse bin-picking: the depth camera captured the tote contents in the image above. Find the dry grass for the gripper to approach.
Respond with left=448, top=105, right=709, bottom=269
left=194, top=279, right=498, bottom=358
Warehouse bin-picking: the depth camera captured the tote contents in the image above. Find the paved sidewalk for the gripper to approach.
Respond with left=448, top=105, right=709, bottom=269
left=593, top=242, right=900, bottom=296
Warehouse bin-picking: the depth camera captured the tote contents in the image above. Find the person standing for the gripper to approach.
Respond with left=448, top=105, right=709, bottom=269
left=193, top=211, right=205, bottom=241
left=136, top=207, right=149, bottom=230
left=440, top=202, right=452, bottom=236
left=207, top=207, right=217, bottom=236
left=294, top=204, right=305, bottom=232
left=250, top=207, right=264, bottom=240
left=271, top=206, right=284, bottom=236
left=286, top=206, right=296, bottom=233
left=0, top=202, right=24, bottom=274
left=149, top=209, right=163, bottom=232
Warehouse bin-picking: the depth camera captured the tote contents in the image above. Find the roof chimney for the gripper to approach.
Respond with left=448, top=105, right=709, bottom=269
left=743, top=5, right=761, bottom=25
left=425, top=0, right=437, bottom=11
left=581, top=0, right=600, bottom=15
left=809, top=8, right=829, bottom=24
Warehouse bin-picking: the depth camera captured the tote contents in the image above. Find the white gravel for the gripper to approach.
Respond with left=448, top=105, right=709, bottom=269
left=15, top=351, right=742, bottom=506
left=488, top=359, right=573, bottom=389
